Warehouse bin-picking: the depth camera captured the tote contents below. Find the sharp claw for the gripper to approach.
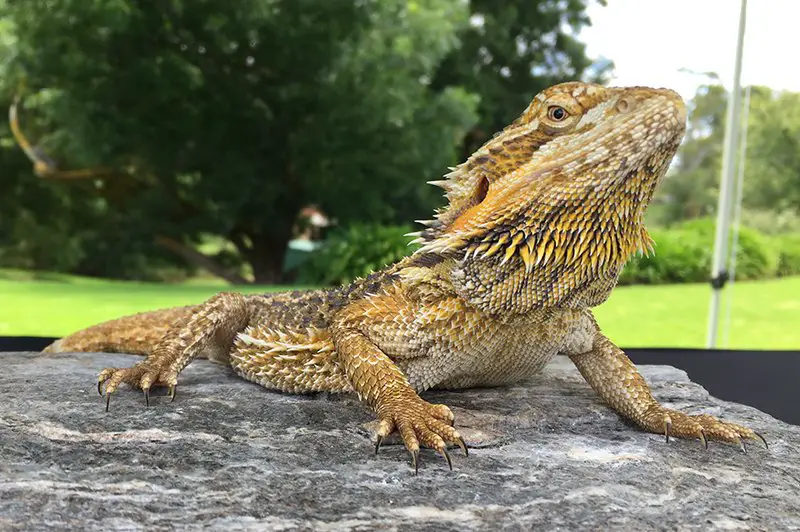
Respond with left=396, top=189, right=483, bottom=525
left=457, top=437, right=469, bottom=457
left=144, top=388, right=150, bottom=407
left=664, top=419, right=671, bottom=444
left=739, top=437, right=747, bottom=454
left=169, top=385, right=177, bottom=402
left=97, top=381, right=103, bottom=396
left=754, top=431, right=768, bottom=450
left=411, top=450, right=419, bottom=475
left=699, top=428, right=708, bottom=450
left=439, top=448, right=453, bottom=471
left=105, top=392, right=111, bottom=412
left=374, top=435, right=383, bottom=456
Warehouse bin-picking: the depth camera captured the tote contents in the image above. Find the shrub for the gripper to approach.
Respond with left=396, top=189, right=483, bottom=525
left=620, top=218, right=780, bottom=285
left=773, top=234, right=800, bottom=277
left=619, top=227, right=711, bottom=285
left=677, top=218, right=779, bottom=281
left=296, top=223, right=418, bottom=286
left=741, top=208, right=800, bottom=235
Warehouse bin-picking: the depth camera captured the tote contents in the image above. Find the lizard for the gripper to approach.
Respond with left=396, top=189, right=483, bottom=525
left=43, top=81, right=767, bottom=473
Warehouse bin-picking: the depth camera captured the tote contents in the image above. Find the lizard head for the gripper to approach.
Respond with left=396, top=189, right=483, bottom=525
left=410, top=82, right=687, bottom=313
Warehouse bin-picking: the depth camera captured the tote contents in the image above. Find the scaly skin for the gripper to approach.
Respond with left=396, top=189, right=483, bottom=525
left=44, top=82, right=766, bottom=473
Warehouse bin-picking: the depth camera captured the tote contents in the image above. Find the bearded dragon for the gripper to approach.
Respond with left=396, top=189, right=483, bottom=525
left=44, top=82, right=766, bottom=473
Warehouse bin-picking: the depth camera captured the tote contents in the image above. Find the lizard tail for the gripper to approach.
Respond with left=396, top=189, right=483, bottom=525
left=42, top=306, right=197, bottom=356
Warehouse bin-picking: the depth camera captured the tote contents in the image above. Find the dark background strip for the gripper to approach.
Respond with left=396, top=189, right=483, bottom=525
left=2, top=336, right=797, bottom=426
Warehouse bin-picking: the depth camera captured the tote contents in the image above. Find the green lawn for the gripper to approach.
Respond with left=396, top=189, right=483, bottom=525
left=594, top=277, right=800, bottom=349
left=1, top=269, right=798, bottom=349
left=0, top=269, right=303, bottom=338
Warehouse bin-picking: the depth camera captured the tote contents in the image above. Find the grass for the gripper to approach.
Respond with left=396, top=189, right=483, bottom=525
left=595, top=276, right=800, bottom=349
left=1, top=268, right=798, bottom=350
left=0, top=269, right=308, bottom=338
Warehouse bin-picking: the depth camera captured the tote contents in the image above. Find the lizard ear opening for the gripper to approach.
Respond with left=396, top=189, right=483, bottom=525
left=474, top=176, right=489, bottom=205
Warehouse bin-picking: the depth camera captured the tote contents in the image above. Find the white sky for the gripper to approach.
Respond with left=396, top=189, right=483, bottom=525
left=579, top=0, right=799, bottom=102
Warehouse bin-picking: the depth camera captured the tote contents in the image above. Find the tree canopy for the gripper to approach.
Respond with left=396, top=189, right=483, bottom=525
left=656, top=82, right=800, bottom=234
left=0, top=0, right=608, bottom=282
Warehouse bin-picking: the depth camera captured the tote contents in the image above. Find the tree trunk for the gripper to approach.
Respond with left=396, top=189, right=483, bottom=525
left=154, top=235, right=250, bottom=285
left=248, top=235, right=289, bottom=285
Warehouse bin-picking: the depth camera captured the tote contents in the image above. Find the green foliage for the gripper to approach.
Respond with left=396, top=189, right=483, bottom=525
left=0, top=209, right=85, bottom=272
left=656, top=82, right=800, bottom=229
left=0, top=0, right=478, bottom=282
left=0, top=97, right=198, bottom=281
left=618, top=229, right=709, bottom=285
left=727, top=226, right=780, bottom=281
left=653, top=83, right=727, bottom=223
left=0, top=0, right=612, bottom=283
left=744, top=87, right=800, bottom=213
left=296, top=224, right=417, bottom=286
left=740, top=208, right=800, bottom=235
left=773, top=234, right=800, bottom=277
left=432, top=0, right=611, bottom=158
left=620, top=218, right=780, bottom=285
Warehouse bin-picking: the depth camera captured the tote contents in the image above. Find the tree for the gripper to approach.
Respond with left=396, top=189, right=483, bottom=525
left=655, top=83, right=728, bottom=223
left=656, top=82, right=800, bottom=232
left=2, top=0, right=478, bottom=283
left=431, top=0, right=611, bottom=158
left=1, top=0, right=609, bottom=283
left=0, top=12, right=158, bottom=278
left=744, top=88, right=800, bottom=214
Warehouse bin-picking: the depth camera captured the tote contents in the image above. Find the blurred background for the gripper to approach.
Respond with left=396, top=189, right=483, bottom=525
left=0, top=0, right=798, bottom=352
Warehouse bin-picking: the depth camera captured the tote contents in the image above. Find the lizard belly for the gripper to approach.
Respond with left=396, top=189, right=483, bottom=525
left=399, top=308, right=592, bottom=391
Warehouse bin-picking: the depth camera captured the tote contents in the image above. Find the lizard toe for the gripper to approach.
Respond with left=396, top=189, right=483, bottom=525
left=649, top=407, right=767, bottom=451
left=96, top=362, right=180, bottom=409
left=691, top=414, right=767, bottom=449
left=425, top=403, right=455, bottom=425
left=98, top=365, right=144, bottom=395
left=376, top=395, right=465, bottom=473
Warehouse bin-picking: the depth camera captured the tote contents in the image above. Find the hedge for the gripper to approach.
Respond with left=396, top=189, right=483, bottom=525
left=619, top=218, right=783, bottom=285
left=775, top=233, right=800, bottom=278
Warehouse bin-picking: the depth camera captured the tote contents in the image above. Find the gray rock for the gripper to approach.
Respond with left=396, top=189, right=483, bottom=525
left=1, top=351, right=798, bottom=531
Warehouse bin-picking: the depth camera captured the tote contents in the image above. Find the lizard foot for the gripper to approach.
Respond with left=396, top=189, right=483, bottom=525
left=97, top=361, right=178, bottom=412
left=374, top=392, right=468, bottom=474
left=644, top=406, right=768, bottom=452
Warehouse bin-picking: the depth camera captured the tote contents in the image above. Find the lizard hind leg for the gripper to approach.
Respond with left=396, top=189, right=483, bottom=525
left=230, top=325, right=353, bottom=394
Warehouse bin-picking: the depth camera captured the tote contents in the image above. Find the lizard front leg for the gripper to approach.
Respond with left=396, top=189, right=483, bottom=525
left=330, top=324, right=468, bottom=473
left=98, top=292, right=251, bottom=409
left=569, top=333, right=767, bottom=451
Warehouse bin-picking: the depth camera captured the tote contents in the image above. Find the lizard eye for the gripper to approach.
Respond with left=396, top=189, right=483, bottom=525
left=547, top=106, right=569, bottom=121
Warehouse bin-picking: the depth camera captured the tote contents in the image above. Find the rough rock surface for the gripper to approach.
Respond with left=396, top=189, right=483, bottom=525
left=1, top=351, right=798, bottom=531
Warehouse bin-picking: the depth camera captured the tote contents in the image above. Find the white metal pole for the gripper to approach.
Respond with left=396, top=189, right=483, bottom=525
left=722, top=85, right=752, bottom=347
left=706, top=0, right=748, bottom=348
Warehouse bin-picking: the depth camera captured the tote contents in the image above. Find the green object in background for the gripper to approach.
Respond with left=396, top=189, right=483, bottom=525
left=283, top=240, right=322, bottom=273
